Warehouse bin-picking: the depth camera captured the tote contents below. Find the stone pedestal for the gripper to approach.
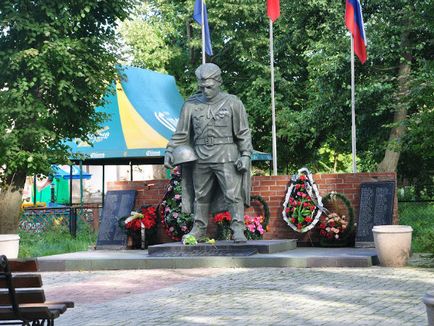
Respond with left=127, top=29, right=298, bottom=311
left=148, top=239, right=297, bottom=257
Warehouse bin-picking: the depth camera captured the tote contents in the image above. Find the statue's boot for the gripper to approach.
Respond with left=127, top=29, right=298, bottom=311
left=229, top=203, right=247, bottom=243
left=182, top=203, right=209, bottom=242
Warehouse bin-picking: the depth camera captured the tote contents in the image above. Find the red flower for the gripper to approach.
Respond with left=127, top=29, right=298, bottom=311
left=214, top=211, right=232, bottom=224
left=305, top=217, right=312, bottom=223
left=297, top=223, right=303, bottom=229
left=320, top=230, right=327, bottom=236
left=320, top=223, right=327, bottom=229
left=299, top=175, right=307, bottom=181
left=295, top=184, right=301, bottom=189
left=329, top=220, right=335, bottom=227
left=291, top=218, right=296, bottom=224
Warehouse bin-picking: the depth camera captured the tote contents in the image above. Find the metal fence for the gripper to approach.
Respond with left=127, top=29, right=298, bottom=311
left=20, top=204, right=102, bottom=237
left=398, top=200, right=434, bottom=223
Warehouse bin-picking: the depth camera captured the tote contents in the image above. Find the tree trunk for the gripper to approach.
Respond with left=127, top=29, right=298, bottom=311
left=377, top=32, right=412, bottom=173
left=5, top=170, right=27, bottom=192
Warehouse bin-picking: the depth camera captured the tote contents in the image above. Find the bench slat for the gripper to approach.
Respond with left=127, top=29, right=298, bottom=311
left=0, top=305, right=60, bottom=320
left=7, top=260, right=38, bottom=273
left=45, top=301, right=75, bottom=308
left=0, top=289, right=45, bottom=305
left=0, top=274, right=42, bottom=288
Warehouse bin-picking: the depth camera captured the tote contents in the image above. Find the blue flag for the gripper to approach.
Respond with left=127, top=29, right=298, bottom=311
left=193, top=0, right=213, bottom=56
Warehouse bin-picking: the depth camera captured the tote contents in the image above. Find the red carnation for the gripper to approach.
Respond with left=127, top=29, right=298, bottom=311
left=320, top=223, right=326, bottom=229
left=305, top=217, right=312, bottom=223
left=291, top=218, right=296, bottom=224
left=329, top=220, right=335, bottom=227
left=299, top=175, right=307, bottom=181
left=297, top=223, right=303, bottom=229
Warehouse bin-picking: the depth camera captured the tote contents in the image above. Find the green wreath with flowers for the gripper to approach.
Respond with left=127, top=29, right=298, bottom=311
left=318, top=192, right=355, bottom=247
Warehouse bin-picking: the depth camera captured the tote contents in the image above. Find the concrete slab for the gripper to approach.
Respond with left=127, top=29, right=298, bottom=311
left=37, top=246, right=378, bottom=271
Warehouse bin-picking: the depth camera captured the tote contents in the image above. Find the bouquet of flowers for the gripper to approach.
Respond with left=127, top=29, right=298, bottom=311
left=159, top=167, right=193, bottom=241
left=119, top=205, right=158, bottom=249
left=213, top=211, right=232, bottom=240
left=319, top=212, right=348, bottom=240
left=124, top=206, right=157, bottom=231
left=244, top=215, right=265, bottom=240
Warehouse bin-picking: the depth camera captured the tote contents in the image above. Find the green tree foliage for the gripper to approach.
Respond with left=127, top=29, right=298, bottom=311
left=0, top=1, right=136, bottom=189
left=119, top=0, right=433, bottom=177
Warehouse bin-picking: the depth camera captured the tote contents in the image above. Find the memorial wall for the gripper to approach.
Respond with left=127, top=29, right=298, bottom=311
left=108, top=172, right=397, bottom=245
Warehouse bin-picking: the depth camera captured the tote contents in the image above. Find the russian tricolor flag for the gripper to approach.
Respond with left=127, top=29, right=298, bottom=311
left=345, top=0, right=367, bottom=64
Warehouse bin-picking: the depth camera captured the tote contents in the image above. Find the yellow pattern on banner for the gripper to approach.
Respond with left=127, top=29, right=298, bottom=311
left=117, top=80, right=168, bottom=149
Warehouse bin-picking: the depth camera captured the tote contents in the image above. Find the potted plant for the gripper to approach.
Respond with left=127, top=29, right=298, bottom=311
left=0, top=186, right=23, bottom=258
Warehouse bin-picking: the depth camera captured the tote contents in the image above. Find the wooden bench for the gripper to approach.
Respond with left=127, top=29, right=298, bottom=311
left=0, top=255, right=74, bottom=325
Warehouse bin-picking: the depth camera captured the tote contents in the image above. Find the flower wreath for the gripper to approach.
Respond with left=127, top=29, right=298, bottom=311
left=282, top=167, right=323, bottom=233
left=319, top=192, right=355, bottom=246
left=158, top=167, right=193, bottom=241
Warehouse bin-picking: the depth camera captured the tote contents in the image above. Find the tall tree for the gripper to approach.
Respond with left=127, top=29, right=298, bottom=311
left=0, top=1, right=136, bottom=189
left=119, top=0, right=433, bottom=177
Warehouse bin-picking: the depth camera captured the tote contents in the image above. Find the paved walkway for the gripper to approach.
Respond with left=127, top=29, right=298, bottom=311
left=41, top=266, right=433, bottom=326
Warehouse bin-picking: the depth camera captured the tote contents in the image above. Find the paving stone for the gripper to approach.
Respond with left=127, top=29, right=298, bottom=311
left=38, top=266, right=434, bottom=326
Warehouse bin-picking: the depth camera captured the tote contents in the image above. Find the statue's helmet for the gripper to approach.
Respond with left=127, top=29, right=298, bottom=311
left=172, top=145, right=198, bottom=166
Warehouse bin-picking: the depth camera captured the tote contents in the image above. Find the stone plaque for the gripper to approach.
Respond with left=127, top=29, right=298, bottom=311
left=96, top=190, right=136, bottom=249
left=355, top=181, right=395, bottom=243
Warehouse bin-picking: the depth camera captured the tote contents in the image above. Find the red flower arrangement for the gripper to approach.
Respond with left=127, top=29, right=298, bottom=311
left=319, top=212, right=348, bottom=240
left=124, top=206, right=157, bottom=231
left=214, top=211, right=232, bottom=225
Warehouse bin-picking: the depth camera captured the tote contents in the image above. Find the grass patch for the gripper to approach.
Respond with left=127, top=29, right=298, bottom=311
left=19, top=222, right=97, bottom=258
left=399, top=202, right=434, bottom=254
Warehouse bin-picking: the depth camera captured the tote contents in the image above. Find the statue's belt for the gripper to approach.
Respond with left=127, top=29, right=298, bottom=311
left=195, top=136, right=233, bottom=146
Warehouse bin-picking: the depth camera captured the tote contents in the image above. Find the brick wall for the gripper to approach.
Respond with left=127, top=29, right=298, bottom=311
left=108, top=172, right=397, bottom=245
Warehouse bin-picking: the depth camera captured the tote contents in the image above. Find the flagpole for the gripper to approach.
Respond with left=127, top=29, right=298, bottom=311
left=201, top=0, right=206, bottom=64
left=350, top=35, right=357, bottom=173
left=269, top=19, right=278, bottom=176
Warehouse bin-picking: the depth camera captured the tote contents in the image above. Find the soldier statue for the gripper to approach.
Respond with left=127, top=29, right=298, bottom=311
left=164, top=63, right=253, bottom=242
